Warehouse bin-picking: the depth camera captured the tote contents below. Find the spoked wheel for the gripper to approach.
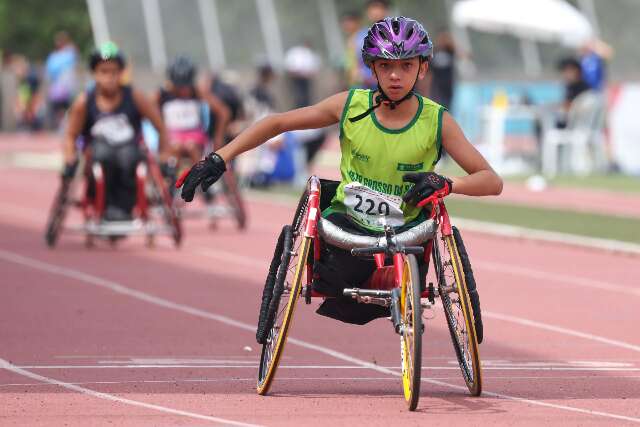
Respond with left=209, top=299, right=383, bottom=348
left=256, top=190, right=311, bottom=395
left=44, top=179, right=72, bottom=248
left=221, top=171, right=247, bottom=230
left=400, top=253, right=423, bottom=411
left=149, top=161, right=182, bottom=247
left=433, top=228, right=482, bottom=396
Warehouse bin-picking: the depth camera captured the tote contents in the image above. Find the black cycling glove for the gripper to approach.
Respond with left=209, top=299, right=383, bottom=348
left=176, top=152, right=227, bottom=202
left=402, top=172, right=453, bottom=206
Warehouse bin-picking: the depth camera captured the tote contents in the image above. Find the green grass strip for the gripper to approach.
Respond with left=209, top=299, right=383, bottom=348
left=446, top=197, right=640, bottom=244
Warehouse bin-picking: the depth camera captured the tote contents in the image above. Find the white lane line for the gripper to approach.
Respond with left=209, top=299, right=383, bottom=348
left=284, top=338, right=640, bottom=424
left=194, top=244, right=640, bottom=300
left=484, top=311, right=640, bottom=353
left=0, top=359, right=262, bottom=427
left=14, top=364, right=640, bottom=372
left=476, top=260, right=640, bottom=297
left=2, top=249, right=638, bottom=423
left=7, top=236, right=640, bottom=359
left=3, top=374, right=639, bottom=389
left=191, top=247, right=640, bottom=353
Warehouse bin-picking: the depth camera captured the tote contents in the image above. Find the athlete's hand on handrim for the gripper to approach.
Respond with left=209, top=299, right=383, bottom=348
left=176, top=152, right=226, bottom=202
left=402, top=172, right=453, bottom=207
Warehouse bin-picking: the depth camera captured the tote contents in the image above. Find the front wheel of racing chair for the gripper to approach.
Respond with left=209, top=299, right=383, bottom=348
left=220, top=169, right=247, bottom=230
left=255, top=179, right=315, bottom=395
left=400, top=253, right=423, bottom=410
left=432, top=225, right=482, bottom=396
left=145, top=151, right=182, bottom=247
left=45, top=174, right=77, bottom=248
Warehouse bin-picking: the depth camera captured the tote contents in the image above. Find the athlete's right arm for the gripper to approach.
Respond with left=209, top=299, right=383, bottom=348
left=62, top=93, right=88, bottom=165
left=216, top=91, right=348, bottom=162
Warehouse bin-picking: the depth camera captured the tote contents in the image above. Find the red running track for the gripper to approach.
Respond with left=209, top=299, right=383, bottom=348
left=1, top=165, right=639, bottom=426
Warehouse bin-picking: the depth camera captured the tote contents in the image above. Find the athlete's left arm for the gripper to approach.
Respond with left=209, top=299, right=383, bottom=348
left=198, top=87, right=230, bottom=151
left=132, top=89, right=169, bottom=160
left=441, top=112, right=503, bottom=196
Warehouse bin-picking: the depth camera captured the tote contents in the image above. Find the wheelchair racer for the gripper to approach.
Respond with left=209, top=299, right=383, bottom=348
left=154, top=56, right=230, bottom=166
left=177, top=17, right=502, bottom=335
left=61, top=41, right=169, bottom=222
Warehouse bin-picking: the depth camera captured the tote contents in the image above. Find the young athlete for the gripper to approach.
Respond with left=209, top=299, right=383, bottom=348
left=177, top=17, right=502, bottom=331
left=154, top=56, right=230, bottom=165
left=61, top=41, right=169, bottom=221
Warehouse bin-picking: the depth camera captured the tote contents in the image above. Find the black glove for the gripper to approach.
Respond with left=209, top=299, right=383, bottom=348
left=61, top=161, right=78, bottom=181
left=402, top=172, right=453, bottom=206
left=176, top=152, right=226, bottom=202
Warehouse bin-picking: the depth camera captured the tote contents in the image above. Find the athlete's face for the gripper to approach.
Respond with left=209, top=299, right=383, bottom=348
left=93, top=61, right=123, bottom=94
left=373, top=58, right=427, bottom=101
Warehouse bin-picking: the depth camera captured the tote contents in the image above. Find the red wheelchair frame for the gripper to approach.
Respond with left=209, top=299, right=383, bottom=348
left=45, top=142, right=181, bottom=248
left=255, top=175, right=482, bottom=411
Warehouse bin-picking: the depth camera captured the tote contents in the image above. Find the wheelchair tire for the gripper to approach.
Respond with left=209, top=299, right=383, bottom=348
left=221, top=171, right=247, bottom=230
left=257, top=185, right=312, bottom=395
left=400, top=253, right=423, bottom=411
left=433, top=228, right=482, bottom=396
left=256, top=225, right=291, bottom=345
left=44, top=179, right=71, bottom=248
left=148, top=157, right=182, bottom=247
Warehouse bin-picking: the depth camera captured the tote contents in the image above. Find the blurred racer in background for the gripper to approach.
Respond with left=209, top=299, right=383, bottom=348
left=61, top=42, right=169, bottom=221
left=154, top=56, right=230, bottom=166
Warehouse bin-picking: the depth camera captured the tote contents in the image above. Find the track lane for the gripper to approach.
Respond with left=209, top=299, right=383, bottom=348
left=1, top=165, right=639, bottom=425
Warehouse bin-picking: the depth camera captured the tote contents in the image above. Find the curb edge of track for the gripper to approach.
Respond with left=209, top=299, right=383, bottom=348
left=452, top=217, right=640, bottom=257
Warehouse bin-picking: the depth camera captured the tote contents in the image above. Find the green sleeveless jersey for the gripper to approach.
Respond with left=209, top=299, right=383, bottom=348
left=325, top=88, right=445, bottom=231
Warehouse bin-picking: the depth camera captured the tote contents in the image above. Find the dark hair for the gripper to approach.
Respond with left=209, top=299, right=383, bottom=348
left=89, top=42, right=125, bottom=71
left=557, top=57, right=581, bottom=72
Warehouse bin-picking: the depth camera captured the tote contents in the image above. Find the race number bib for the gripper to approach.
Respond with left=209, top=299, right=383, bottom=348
left=91, top=114, right=135, bottom=145
left=163, top=100, right=201, bottom=131
left=343, top=182, right=405, bottom=228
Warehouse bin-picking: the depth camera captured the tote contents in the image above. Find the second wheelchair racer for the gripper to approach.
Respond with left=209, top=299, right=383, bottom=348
left=61, top=42, right=169, bottom=221
left=154, top=56, right=230, bottom=165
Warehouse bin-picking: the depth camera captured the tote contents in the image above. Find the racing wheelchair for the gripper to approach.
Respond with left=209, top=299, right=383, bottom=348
left=45, top=139, right=182, bottom=248
left=255, top=176, right=482, bottom=411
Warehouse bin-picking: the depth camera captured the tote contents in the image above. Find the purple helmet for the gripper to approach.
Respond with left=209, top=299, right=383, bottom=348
left=362, top=17, right=432, bottom=66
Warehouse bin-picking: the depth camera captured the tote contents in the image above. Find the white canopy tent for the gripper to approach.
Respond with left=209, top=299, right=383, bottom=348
left=452, top=0, right=595, bottom=76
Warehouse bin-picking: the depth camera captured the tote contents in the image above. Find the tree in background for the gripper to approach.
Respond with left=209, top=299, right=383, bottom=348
left=0, top=0, right=92, bottom=62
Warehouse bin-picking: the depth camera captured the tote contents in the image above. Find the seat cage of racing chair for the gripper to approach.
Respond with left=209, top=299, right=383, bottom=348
left=303, top=178, right=438, bottom=305
left=315, top=179, right=438, bottom=253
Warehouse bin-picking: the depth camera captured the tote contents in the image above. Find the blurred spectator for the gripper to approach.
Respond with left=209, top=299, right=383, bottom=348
left=579, top=39, right=614, bottom=92
left=250, top=62, right=276, bottom=111
left=557, top=57, right=590, bottom=128
left=354, top=0, right=391, bottom=89
left=245, top=64, right=297, bottom=188
left=533, top=57, right=590, bottom=166
left=44, top=31, right=78, bottom=129
left=209, top=71, right=245, bottom=141
left=341, top=11, right=363, bottom=88
left=427, top=30, right=457, bottom=110
left=284, top=42, right=321, bottom=108
left=11, top=55, right=44, bottom=131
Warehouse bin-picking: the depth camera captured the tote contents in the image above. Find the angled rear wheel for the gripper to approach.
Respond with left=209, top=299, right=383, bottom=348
left=256, top=187, right=311, bottom=395
left=44, top=179, right=72, bottom=248
left=433, top=228, right=482, bottom=396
